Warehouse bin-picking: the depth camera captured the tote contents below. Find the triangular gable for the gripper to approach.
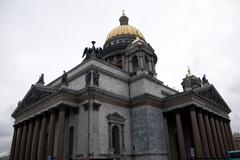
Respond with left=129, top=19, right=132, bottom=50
left=12, top=85, right=56, bottom=117
left=194, top=84, right=231, bottom=112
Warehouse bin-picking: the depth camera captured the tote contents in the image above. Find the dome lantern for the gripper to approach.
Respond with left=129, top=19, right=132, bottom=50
left=119, top=11, right=129, bottom=25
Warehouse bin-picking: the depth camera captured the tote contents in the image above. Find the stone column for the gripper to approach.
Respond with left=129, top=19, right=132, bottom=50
left=47, top=110, right=56, bottom=158
left=151, top=57, right=156, bottom=75
left=224, top=121, right=232, bottom=150
left=175, top=111, right=187, bottom=160
left=109, top=122, right=112, bottom=151
left=190, top=108, right=203, bottom=159
left=30, top=116, right=41, bottom=160
left=210, top=115, right=221, bottom=157
left=220, top=120, right=229, bottom=151
left=19, top=122, right=28, bottom=160
left=197, top=110, right=210, bottom=158
left=163, top=115, right=172, bottom=160
left=121, top=54, right=125, bottom=70
left=148, top=59, right=152, bottom=72
left=125, top=56, right=129, bottom=72
left=13, top=124, right=23, bottom=160
left=215, top=117, right=226, bottom=157
left=9, top=126, right=18, bottom=160
left=203, top=112, right=216, bottom=158
left=38, top=112, right=48, bottom=160
left=57, top=107, right=66, bottom=160
left=227, top=121, right=235, bottom=149
left=24, top=119, right=34, bottom=160
left=139, top=52, right=144, bottom=70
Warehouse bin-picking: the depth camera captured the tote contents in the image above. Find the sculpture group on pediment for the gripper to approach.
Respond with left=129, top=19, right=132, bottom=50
left=198, top=87, right=225, bottom=107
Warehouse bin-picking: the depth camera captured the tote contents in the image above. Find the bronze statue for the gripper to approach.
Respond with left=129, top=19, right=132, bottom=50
left=85, top=70, right=92, bottom=86
left=82, top=41, right=102, bottom=60
left=36, top=73, right=44, bottom=85
left=93, top=70, right=100, bottom=86
left=61, top=71, right=68, bottom=85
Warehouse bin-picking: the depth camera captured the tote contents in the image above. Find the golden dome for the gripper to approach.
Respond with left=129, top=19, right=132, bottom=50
left=106, top=25, right=145, bottom=41
left=105, top=13, right=145, bottom=41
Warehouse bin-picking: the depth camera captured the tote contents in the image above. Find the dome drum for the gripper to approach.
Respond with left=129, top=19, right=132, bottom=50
left=103, top=35, right=137, bottom=58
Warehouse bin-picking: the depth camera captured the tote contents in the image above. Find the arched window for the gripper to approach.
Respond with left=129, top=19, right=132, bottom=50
left=112, top=125, right=120, bottom=154
left=132, top=56, right=138, bottom=72
left=68, top=127, right=74, bottom=160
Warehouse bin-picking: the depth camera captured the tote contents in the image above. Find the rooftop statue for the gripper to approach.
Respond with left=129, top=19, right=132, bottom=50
left=82, top=41, right=102, bottom=60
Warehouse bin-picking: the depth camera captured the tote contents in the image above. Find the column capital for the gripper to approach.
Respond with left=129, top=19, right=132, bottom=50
left=225, top=118, right=231, bottom=123
left=196, top=108, right=203, bottom=113
left=214, top=114, right=221, bottom=120
left=22, top=120, right=28, bottom=126
left=218, top=116, right=226, bottom=122
left=14, top=122, right=23, bottom=128
left=27, top=117, right=35, bottom=123
left=83, top=103, right=90, bottom=111
left=93, top=102, right=101, bottom=111
left=49, top=108, right=57, bottom=113
left=202, top=110, right=210, bottom=116
left=208, top=112, right=216, bottom=118
left=34, top=114, right=42, bottom=120
left=188, top=104, right=198, bottom=111
left=41, top=111, right=49, bottom=117
left=13, top=124, right=19, bottom=128
left=173, top=109, right=182, bottom=114
left=57, top=104, right=67, bottom=111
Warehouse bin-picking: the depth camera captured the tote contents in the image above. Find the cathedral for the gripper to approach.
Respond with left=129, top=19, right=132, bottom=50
left=9, top=13, right=235, bottom=160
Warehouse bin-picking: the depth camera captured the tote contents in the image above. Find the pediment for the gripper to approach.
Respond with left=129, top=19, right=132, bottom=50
left=106, top=112, right=125, bottom=123
left=12, top=85, right=55, bottom=116
left=195, top=85, right=231, bottom=112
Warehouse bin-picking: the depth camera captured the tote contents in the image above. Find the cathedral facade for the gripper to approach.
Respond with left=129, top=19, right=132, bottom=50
left=9, top=13, right=235, bottom=160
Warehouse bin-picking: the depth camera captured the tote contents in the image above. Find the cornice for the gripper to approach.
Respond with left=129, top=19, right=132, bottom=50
left=130, top=93, right=163, bottom=108
left=130, top=73, right=162, bottom=84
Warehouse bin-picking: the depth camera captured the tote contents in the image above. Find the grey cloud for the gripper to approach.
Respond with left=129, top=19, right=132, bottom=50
left=1, top=0, right=240, bottom=154
left=228, top=81, right=240, bottom=95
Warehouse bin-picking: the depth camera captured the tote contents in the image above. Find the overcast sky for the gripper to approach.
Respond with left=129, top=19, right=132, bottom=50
left=0, top=0, right=240, bottom=155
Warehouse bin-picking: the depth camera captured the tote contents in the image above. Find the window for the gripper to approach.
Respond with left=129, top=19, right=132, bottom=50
left=112, top=126, right=120, bottom=154
left=106, top=112, right=125, bottom=155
